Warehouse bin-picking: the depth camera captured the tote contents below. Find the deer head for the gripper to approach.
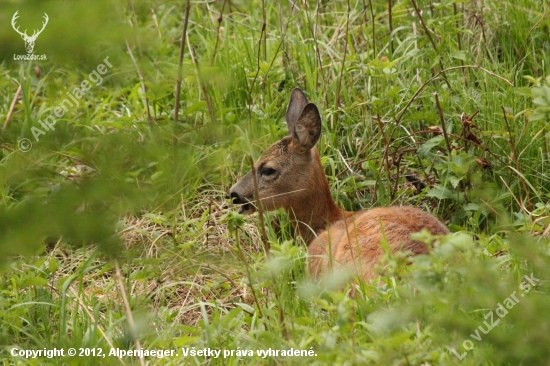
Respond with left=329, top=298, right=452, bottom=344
left=228, top=89, right=342, bottom=239
left=11, top=11, right=49, bottom=54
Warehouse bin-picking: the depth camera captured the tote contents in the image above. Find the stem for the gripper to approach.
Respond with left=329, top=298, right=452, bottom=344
left=115, top=262, right=146, bottom=366
left=501, top=106, right=531, bottom=210
left=2, top=85, right=22, bottom=132
left=188, top=45, right=216, bottom=123
left=388, top=0, right=394, bottom=55
left=126, top=41, right=152, bottom=124
left=453, top=3, right=466, bottom=84
left=434, top=93, right=452, bottom=155
left=374, top=114, right=394, bottom=200
left=248, top=155, right=270, bottom=256
left=248, top=0, right=268, bottom=96
left=335, top=0, right=351, bottom=126
left=210, top=0, right=228, bottom=66
left=174, top=0, right=192, bottom=125
left=234, top=228, right=264, bottom=318
left=262, top=0, right=267, bottom=61
left=409, top=0, right=451, bottom=89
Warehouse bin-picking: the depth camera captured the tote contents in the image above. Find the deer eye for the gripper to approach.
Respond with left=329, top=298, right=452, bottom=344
left=260, top=167, right=277, bottom=176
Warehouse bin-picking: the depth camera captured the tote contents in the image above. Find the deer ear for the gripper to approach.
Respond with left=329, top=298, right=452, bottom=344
left=292, top=103, right=321, bottom=151
left=285, top=88, right=309, bottom=134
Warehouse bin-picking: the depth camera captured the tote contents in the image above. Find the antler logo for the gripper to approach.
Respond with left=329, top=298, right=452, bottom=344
left=11, top=11, right=49, bottom=54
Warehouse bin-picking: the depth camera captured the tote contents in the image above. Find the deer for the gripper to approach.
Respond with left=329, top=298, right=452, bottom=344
left=11, top=11, right=49, bottom=54
left=227, top=88, right=449, bottom=281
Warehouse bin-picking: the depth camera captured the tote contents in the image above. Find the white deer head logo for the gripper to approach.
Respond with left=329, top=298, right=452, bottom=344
left=11, top=11, right=49, bottom=54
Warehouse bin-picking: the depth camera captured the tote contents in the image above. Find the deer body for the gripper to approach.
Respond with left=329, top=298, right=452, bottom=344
left=229, top=89, right=449, bottom=281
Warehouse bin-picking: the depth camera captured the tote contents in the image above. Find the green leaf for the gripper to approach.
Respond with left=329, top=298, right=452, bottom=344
left=143, top=213, right=169, bottom=225
left=185, top=101, right=207, bottom=115
left=426, top=185, right=463, bottom=202
left=173, top=336, right=199, bottom=347
left=355, top=180, right=377, bottom=189
left=48, top=258, right=59, bottom=273
left=21, top=276, right=48, bottom=288
left=235, top=302, right=255, bottom=313
left=418, top=136, right=444, bottom=158
left=463, top=203, right=480, bottom=211
left=151, top=170, right=164, bottom=182
left=514, top=87, right=533, bottom=97
left=449, top=176, right=461, bottom=189
left=450, top=50, right=467, bottom=61
left=223, top=211, right=244, bottom=232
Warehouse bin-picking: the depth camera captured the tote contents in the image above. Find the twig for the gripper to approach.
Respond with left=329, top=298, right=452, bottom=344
left=335, top=0, right=352, bottom=125
left=411, top=22, right=422, bottom=85
left=277, top=0, right=284, bottom=36
left=374, top=114, right=394, bottom=199
left=115, top=262, right=145, bottom=366
left=262, top=0, right=267, bottom=61
left=388, top=0, right=394, bottom=55
left=247, top=0, right=297, bottom=120
left=499, top=176, right=532, bottom=217
left=248, top=155, right=270, bottom=256
left=391, top=151, right=419, bottom=199
left=434, top=93, right=452, bottom=155
left=2, top=85, right=22, bottom=132
left=233, top=227, right=265, bottom=318
left=258, top=0, right=296, bottom=92
left=501, top=105, right=531, bottom=210
left=409, top=0, right=437, bottom=52
left=188, top=44, right=215, bottom=123
left=248, top=0, right=268, bottom=96
left=453, top=3, right=466, bottom=84
left=306, top=0, right=325, bottom=88
left=368, top=0, right=376, bottom=59
left=367, top=0, right=377, bottom=92
left=150, top=9, right=162, bottom=38
left=336, top=149, right=361, bottom=177
left=126, top=41, right=152, bottom=124
left=174, top=0, right=192, bottom=125
left=210, top=0, right=227, bottom=65
left=409, top=0, right=451, bottom=89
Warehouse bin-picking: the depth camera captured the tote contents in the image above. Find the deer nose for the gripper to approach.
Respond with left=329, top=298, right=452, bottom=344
left=227, top=191, right=245, bottom=204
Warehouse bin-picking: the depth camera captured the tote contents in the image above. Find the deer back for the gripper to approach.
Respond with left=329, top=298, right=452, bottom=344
left=308, top=206, right=449, bottom=281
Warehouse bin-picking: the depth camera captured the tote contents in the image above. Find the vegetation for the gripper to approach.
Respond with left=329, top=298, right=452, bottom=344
left=1, top=0, right=549, bottom=364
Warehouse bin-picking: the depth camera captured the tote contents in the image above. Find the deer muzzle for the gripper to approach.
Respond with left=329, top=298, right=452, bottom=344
left=227, top=172, right=256, bottom=215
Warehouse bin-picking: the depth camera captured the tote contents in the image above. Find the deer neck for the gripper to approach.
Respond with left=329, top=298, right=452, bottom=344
left=287, top=149, right=345, bottom=244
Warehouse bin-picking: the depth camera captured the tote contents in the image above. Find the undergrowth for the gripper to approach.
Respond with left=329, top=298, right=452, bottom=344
left=1, top=0, right=550, bottom=365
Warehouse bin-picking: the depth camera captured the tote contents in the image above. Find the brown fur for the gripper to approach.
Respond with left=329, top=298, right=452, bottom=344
left=228, top=88, right=449, bottom=281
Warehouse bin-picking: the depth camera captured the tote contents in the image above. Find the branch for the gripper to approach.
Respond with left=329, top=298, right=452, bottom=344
left=174, top=0, right=192, bottom=125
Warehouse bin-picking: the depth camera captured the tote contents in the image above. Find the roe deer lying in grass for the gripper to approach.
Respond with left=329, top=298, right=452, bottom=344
left=228, top=88, right=449, bottom=281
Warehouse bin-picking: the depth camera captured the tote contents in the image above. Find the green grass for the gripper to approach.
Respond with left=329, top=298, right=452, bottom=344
left=1, top=0, right=550, bottom=364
